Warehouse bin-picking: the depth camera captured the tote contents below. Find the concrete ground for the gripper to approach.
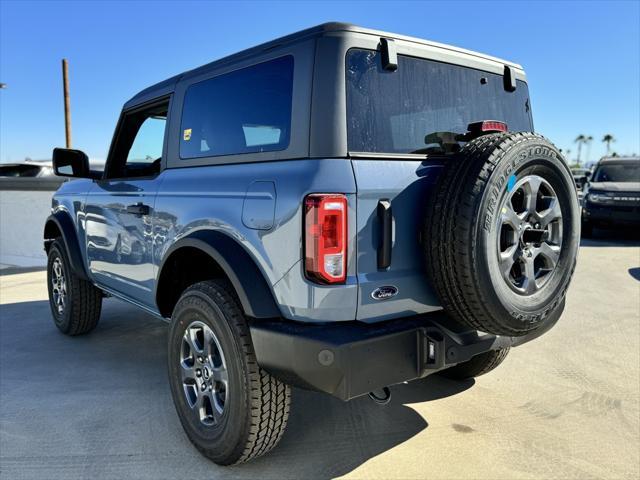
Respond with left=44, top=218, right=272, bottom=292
left=1, top=235, right=639, bottom=479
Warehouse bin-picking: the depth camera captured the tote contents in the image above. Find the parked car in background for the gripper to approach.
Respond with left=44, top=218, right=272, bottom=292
left=571, top=167, right=591, bottom=192
left=582, top=156, right=640, bottom=236
left=0, top=160, right=54, bottom=177
left=0, top=159, right=105, bottom=178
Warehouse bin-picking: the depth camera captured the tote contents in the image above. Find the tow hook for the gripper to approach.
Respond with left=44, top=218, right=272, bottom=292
left=368, top=387, right=391, bottom=405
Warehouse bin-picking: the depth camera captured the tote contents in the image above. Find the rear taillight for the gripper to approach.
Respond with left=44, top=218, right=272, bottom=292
left=304, top=194, right=347, bottom=284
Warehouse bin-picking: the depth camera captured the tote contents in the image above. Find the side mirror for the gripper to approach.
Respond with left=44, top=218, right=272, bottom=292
left=52, top=148, right=90, bottom=178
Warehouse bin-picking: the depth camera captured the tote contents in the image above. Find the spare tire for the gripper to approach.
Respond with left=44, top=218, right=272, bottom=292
left=425, top=132, right=579, bottom=336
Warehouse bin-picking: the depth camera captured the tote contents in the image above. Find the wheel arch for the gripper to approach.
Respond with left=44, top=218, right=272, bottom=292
left=43, top=212, right=89, bottom=281
left=155, top=230, right=281, bottom=320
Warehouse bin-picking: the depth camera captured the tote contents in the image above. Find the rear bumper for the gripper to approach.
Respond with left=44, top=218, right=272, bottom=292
left=250, top=311, right=556, bottom=401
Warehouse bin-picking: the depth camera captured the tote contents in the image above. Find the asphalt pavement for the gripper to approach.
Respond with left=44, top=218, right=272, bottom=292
left=1, top=233, right=639, bottom=479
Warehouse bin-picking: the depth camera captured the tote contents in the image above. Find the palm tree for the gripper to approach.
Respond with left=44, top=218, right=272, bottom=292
left=585, top=135, right=594, bottom=165
left=602, top=134, right=615, bottom=155
left=574, top=135, right=587, bottom=166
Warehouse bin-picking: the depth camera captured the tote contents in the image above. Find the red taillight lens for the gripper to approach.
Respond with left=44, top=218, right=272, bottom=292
left=304, top=194, right=347, bottom=284
left=482, top=120, right=508, bottom=132
left=467, top=120, right=508, bottom=133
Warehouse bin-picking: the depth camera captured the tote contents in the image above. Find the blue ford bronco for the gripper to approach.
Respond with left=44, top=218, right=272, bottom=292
left=45, top=23, right=580, bottom=465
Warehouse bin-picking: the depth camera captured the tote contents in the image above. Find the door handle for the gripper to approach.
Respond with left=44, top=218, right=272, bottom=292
left=126, top=202, right=150, bottom=216
left=377, top=199, right=392, bottom=270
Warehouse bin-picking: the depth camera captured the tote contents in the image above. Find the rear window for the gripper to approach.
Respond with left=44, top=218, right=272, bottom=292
left=346, top=49, right=533, bottom=155
left=180, top=55, right=294, bottom=159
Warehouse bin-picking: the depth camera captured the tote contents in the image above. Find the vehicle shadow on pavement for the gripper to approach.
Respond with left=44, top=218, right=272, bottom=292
left=0, top=297, right=473, bottom=479
left=239, top=375, right=474, bottom=479
left=580, top=228, right=640, bottom=247
left=0, top=266, right=46, bottom=276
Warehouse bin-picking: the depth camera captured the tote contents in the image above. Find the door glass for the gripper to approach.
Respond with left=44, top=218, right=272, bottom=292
left=125, top=116, right=166, bottom=177
left=105, top=102, right=168, bottom=179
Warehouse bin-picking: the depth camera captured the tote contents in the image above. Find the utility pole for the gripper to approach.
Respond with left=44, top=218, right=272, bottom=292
left=62, top=59, right=72, bottom=148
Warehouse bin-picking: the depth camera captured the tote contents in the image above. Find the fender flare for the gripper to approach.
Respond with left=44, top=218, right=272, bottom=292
left=43, top=212, right=89, bottom=281
left=157, top=230, right=281, bottom=319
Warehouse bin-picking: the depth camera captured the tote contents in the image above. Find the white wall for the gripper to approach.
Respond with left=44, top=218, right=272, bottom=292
left=0, top=190, right=53, bottom=267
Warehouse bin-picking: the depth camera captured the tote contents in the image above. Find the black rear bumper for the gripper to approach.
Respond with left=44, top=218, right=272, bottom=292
left=250, top=311, right=556, bottom=401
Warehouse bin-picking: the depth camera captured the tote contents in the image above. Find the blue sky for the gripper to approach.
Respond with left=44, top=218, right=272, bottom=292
left=1, top=0, right=638, bottom=165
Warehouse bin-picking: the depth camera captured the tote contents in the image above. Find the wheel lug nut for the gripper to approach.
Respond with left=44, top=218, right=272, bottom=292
left=201, top=383, right=207, bottom=391
left=198, top=357, right=204, bottom=363
left=196, top=369, right=202, bottom=377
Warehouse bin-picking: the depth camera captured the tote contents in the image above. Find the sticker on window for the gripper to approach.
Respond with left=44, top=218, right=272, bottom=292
left=183, top=128, right=192, bottom=141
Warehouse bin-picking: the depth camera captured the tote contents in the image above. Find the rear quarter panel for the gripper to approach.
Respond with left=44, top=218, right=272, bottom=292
left=153, top=158, right=359, bottom=322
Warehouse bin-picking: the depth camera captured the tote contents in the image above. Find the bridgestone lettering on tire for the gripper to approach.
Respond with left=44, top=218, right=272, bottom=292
left=425, top=132, right=580, bottom=336
left=167, top=280, right=290, bottom=466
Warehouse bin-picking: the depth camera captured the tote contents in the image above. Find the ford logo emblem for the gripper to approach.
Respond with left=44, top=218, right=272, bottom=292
left=371, top=285, right=398, bottom=300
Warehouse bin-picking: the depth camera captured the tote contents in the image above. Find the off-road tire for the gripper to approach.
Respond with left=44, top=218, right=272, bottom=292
left=441, top=348, right=510, bottom=380
left=425, top=132, right=580, bottom=336
left=46, top=239, right=102, bottom=335
left=167, top=280, right=290, bottom=465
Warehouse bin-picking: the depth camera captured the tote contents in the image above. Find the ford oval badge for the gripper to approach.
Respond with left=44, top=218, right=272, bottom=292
left=371, top=285, right=398, bottom=301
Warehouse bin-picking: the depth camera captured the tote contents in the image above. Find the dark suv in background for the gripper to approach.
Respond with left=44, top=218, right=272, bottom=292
left=582, top=156, right=640, bottom=236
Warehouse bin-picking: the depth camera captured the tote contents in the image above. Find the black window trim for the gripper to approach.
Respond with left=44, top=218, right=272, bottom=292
left=102, top=94, right=172, bottom=181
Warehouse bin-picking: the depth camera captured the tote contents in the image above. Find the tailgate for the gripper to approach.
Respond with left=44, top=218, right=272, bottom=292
left=351, top=158, right=444, bottom=322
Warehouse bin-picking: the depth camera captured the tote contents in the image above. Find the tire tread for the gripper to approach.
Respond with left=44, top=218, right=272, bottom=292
left=176, top=280, right=290, bottom=465
left=48, top=239, right=102, bottom=336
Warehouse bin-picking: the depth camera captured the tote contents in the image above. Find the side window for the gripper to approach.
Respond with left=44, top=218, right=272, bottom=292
left=126, top=117, right=166, bottom=172
left=180, top=55, right=294, bottom=159
left=106, top=101, right=168, bottom=179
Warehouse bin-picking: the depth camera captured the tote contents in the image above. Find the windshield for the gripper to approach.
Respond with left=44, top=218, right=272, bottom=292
left=346, top=49, right=533, bottom=155
left=592, top=163, right=640, bottom=182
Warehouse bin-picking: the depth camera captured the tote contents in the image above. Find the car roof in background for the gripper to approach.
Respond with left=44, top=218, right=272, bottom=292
left=597, top=156, right=640, bottom=165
